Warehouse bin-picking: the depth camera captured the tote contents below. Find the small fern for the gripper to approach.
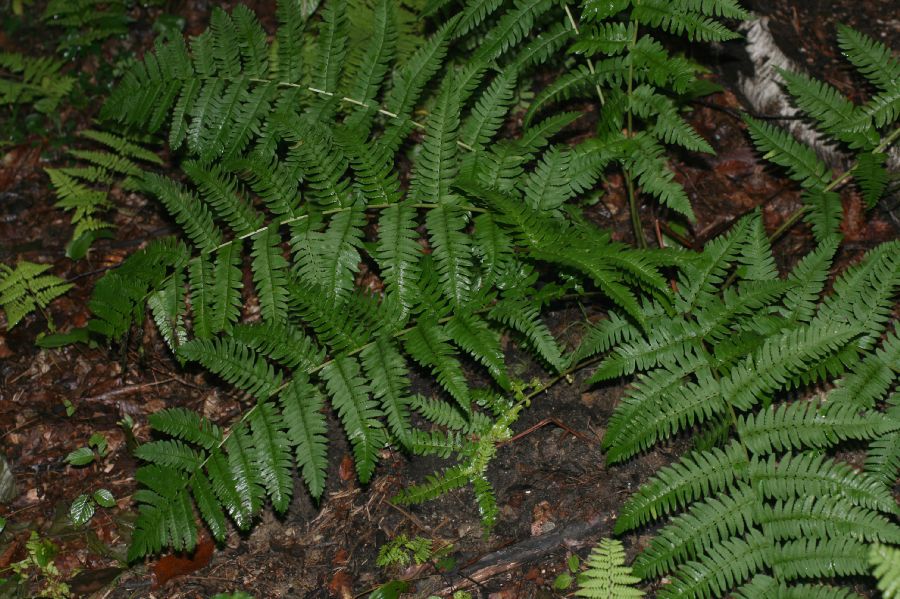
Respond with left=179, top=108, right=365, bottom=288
left=744, top=25, right=900, bottom=241
left=0, top=261, right=72, bottom=331
left=46, top=129, right=161, bottom=257
left=0, top=52, right=73, bottom=114
left=576, top=538, right=644, bottom=598
left=42, top=0, right=130, bottom=52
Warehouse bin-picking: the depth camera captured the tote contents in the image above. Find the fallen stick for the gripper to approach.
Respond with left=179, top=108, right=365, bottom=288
left=428, top=514, right=608, bottom=596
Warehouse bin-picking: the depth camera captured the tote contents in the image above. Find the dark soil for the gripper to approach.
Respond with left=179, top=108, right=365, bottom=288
left=1, top=1, right=898, bottom=598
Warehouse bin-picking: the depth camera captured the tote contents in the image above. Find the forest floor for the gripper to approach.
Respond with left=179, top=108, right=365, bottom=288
left=1, top=0, right=898, bottom=598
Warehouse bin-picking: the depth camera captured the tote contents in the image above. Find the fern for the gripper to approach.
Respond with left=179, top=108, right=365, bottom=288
left=84, top=0, right=752, bottom=562
left=526, top=0, right=748, bottom=242
left=0, top=52, right=73, bottom=114
left=42, top=0, right=129, bottom=51
left=0, top=261, right=72, bottom=330
left=744, top=26, right=900, bottom=241
left=577, top=538, right=644, bottom=598
left=599, top=210, right=900, bottom=597
left=47, top=129, right=161, bottom=257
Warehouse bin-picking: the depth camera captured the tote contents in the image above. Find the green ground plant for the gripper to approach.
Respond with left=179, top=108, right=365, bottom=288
left=588, top=215, right=899, bottom=596
left=45, top=129, right=162, bottom=258
left=16, top=0, right=898, bottom=596
left=0, top=261, right=72, bottom=331
left=744, top=25, right=900, bottom=242
left=523, top=0, right=750, bottom=245
left=87, top=0, right=683, bottom=561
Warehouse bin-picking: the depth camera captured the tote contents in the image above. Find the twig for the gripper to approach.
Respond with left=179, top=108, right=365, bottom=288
left=430, top=515, right=607, bottom=595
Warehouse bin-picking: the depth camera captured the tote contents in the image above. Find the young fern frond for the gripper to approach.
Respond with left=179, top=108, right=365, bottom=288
left=576, top=538, right=644, bottom=598
left=0, top=261, right=73, bottom=330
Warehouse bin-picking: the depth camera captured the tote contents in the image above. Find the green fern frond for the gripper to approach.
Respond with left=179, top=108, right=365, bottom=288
left=0, top=261, right=72, bottom=330
left=632, top=484, right=757, bottom=579
left=615, top=441, right=749, bottom=533
left=855, top=151, right=890, bottom=207
left=749, top=452, right=898, bottom=515
left=632, top=0, right=741, bottom=42
left=733, top=575, right=865, bottom=599
left=183, top=161, right=264, bottom=236
left=208, top=242, right=244, bottom=335
left=251, top=224, right=291, bottom=323
left=836, top=25, right=900, bottom=92
left=148, top=267, right=187, bottom=353
left=723, top=323, right=861, bottom=410
left=474, top=0, right=554, bottom=62
left=248, top=400, right=294, bottom=512
left=134, top=440, right=204, bottom=472
left=231, top=321, right=324, bottom=372
left=576, top=538, right=644, bottom=598
left=426, top=205, right=475, bottom=307
left=489, top=297, right=564, bottom=371
left=404, top=318, right=471, bottom=411
left=188, top=254, right=215, bottom=339
left=360, top=335, right=414, bottom=445
left=129, top=467, right=197, bottom=560
left=756, top=494, right=900, bottom=545
left=143, top=173, right=223, bottom=253
left=657, top=530, right=770, bottom=599
left=460, top=68, right=518, bottom=151
left=0, top=52, right=73, bottom=113
left=447, top=312, right=510, bottom=389
left=777, top=68, right=873, bottom=148
left=771, top=537, right=870, bottom=580
left=780, top=236, right=839, bottom=323
left=743, top=116, right=832, bottom=191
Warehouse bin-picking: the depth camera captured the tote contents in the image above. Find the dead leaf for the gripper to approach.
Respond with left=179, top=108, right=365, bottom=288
left=339, top=454, right=355, bottom=482
left=151, top=534, right=215, bottom=588
left=328, top=569, right=353, bottom=598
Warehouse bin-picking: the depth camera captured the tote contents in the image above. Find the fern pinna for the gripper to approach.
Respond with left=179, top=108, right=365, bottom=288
left=744, top=26, right=900, bottom=242
left=90, top=0, right=676, bottom=559
left=578, top=211, right=900, bottom=597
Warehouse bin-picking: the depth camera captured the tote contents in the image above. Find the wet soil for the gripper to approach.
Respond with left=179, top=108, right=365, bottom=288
left=0, top=1, right=898, bottom=598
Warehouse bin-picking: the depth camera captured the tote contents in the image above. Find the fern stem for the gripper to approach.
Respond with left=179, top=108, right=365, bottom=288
left=624, top=19, right=647, bottom=249
left=563, top=3, right=605, bottom=106
left=625, top=170, right=646, bottom=248
left=770, top=124, right=900, bottom=244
